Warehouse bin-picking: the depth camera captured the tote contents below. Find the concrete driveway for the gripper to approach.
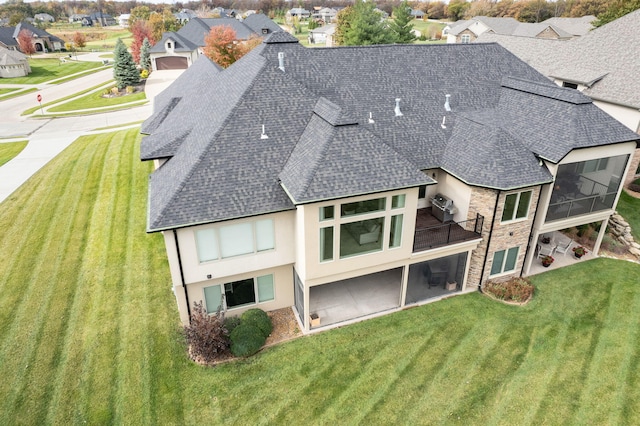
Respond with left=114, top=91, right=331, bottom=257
left=0, top=67, right=182, bottom=203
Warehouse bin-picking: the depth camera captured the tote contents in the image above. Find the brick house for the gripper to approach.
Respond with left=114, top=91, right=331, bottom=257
left=141, top=33, right=639, bottom=332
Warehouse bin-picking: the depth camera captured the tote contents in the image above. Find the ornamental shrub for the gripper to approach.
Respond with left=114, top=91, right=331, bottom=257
left=140, top=69, right=149, bottom=79
left=230, top=323, right=265, bottom=357
left=183, top=301, right=229, bottom=362
left=224, top=316, right=241, bottom=334
left=241, top=308, right=272, bottom=338
left=483, top=278, right=534, bottom=303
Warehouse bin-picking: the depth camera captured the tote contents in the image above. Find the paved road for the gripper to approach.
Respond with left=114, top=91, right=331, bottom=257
left=0, top=65, right=182, bottom=203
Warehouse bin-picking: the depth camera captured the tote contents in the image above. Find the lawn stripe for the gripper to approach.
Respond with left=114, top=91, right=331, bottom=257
left=0, top=137, right=103, bottom=422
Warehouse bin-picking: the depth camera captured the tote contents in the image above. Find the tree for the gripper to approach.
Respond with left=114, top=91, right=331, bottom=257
left=17, top=29, right=35, bottom=56
left=335, top=0, right=393, bottom=46
left=203, top=26, right=261, bottom=68
left=113, top=38, right=140, bottom=90
left=72, top=31, right=86, bottom=50
left=594, top=0, right=640, bottom=27
left=130, top=20, right=155, bottom=64
left=389, top=1, right=416, bottom=44
left=446, top=0, right=471, bottom=21
left=139, top=37, right=151, bottom=71
left=128, top=5, right=151, bottom=27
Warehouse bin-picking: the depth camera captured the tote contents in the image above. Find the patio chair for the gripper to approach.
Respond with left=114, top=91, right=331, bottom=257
left=536, top=244, right=554, bottom=258
left=554, top=239, right=572, bottom=256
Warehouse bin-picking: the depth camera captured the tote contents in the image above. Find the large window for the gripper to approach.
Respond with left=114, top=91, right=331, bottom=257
left=204, top=274, right=275, bottom=313
left=501, top=190, right=532, bottom=222
left=319, top=194, right=406, bottom=261
left=195, top=219, right=275, bottom=263
left=490, top=247, right=519, bottom=276
left=461, top=34, right=471, bottom=43
left=546, top=154, right=629, bottom=222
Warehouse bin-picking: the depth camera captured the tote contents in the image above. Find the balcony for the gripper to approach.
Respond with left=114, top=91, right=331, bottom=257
left=413, top=208, right=483, bottom=252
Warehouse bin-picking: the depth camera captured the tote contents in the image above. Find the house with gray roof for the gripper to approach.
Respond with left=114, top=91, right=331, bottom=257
left=476, top=9, right=640, bottom=186
left=149, top=15, right=281, bottom=71
left=446, top=16, right=584, bottom=44
left=141, top=32, right=638, bottom=331
left=542, top=15, right=595, bottom=37
left=0, top=46, right=30, bottom=77
left=0, top=22, right=64, bottom=52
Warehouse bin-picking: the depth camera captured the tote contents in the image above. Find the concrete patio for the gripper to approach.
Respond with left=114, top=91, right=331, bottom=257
left=528, top=231, right=594, bottom=275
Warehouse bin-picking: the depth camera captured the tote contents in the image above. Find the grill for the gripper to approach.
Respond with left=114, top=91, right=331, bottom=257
left=431, top=193, right=458, bottom=222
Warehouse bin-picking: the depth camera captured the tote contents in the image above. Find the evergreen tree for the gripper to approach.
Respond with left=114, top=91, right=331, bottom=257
left=140, top=37, right=151, bottom=71
left=594, top=0, right=640, bottom=27
left=335, top=0, right=392, bottom=46
left=389, top=1, right=416, bottom=43
left=113, top=38, right=140, bottom=90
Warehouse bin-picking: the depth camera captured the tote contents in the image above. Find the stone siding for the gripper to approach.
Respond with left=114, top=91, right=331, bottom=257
left=537, top=27, right=560, bottom=39
left=467, top=186, right=541, bottom=288
left=624, top=148, right=640, bottom=187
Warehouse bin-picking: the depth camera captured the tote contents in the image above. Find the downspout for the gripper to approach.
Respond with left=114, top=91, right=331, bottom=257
left=478, top=189, right=501, bottom=292
left=520, top=184, right=545, bottom=276
left=173, top=229, right=191, bottom=320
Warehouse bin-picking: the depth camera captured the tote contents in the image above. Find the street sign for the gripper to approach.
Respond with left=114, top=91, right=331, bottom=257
left=37, top=94, right=42, bottom=102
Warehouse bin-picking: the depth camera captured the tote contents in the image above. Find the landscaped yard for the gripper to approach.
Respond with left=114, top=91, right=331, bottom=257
left=47, top=87, right=147, bottom=112
left=1, top=129, right=640, bottom=424
left=2, top=58, right=103, bottom=85
left=617, top=190, right=640, bottom=241
left=0, top=140, right=28, bottom=167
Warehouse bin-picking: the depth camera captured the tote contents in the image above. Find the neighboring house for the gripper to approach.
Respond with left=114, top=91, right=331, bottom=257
left=140, top=32, right=639, bottom=331
left=68, top=14, right=90, bottom=24
left=149, top=14, right=281, bottom=71
left=34, top=13, right=55, bottom=23
left=287, top=8, right=311, bottom=20
left=88, top=12, right=117, bottom=27
left=309, top=24, right=336, bottom=46
left=446, top=16, right=584, bottom=44
left=174, top=9, right=197, bottom=24
left=0, top=22, right=64, bottom=52
left=476, top=9, right=640, bottom=185
left=312, top=8, right=338, bottom=24
left=411, top=9, right=425, bottom=20
left=0, top=46, right=30, bottom=77
left=118, top=14, right=130, bottom=27
left=542, top=15, right=595, bottom=37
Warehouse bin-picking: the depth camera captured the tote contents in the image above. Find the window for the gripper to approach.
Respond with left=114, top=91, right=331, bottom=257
left=167, top=41, right=173, bottom=49
left=389, top=214, right=403, bottom=248
left=195, top=219, right=275, bottom=263
left=204, top=274, right=275, bottom=313
left=392, top=194, right=405, bottom=209
left=341, top=197, right=385, bottom=217
left=461, top=34, right=471, bottom=43
left=490, top=247, right=519, bottom=276
left=501, top=191, right=532, bottom=222
left=320, top=206, right=334, bottom=221
left=320, top=227, right=334, bottom=261
left=418, top=185, right=426, bottom=199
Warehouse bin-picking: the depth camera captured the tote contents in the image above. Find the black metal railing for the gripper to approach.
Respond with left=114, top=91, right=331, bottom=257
left=413, top=213, right=484, bottom=252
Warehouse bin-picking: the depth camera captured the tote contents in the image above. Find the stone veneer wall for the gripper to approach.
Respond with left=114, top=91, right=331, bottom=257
left=624, top=149, right=640, bottom=187
left=466, top=185, right=541, bottom=288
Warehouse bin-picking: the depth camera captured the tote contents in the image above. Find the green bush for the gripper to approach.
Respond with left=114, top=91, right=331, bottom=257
left=230, top=323, right=266, bottom=357
left=140, top=69, right=149, bottom=79
left=241, top=309, right=272, bottom=338
left=224, top=316, right=241, bottom=334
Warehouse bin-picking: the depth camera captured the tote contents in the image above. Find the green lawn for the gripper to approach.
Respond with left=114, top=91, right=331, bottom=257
left=1, top=129, right=640, bottom=424
left=47, top=89, right=146, bottom=112
left=0, top=140, right=28, bottom=166
left=21, top=81, right=115, bottom=116
left=617, top=190, right=640, bottom=240
left=2, top=59, right=103, bottom=85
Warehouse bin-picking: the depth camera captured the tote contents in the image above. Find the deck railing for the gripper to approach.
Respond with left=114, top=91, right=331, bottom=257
left=413, top=213, right=484, bottom=252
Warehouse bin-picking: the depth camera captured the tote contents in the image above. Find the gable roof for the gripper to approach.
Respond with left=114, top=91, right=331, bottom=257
left=141, top=34, right=638, bottom=232
left=243, top=13, right=282, bottom=35
left=149, top=32, right=198, bottom=53
left=476, top=9, right=640, bottom=109
left=542, top=15, right=595, bottom=36
left=173, top=15, right=277, bottom=48
left=12, top=21, right=64, bottom=43
left=0, top=27, right=17, bottom=48
left=0, top=46, right=27, bottom=65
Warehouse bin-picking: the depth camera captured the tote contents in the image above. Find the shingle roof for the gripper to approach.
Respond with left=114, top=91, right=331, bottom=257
left=542, top=16, right=595, bottom=36
left=243, top=13, right=282, bottom=35
left=0, top=46, right=27, bottom=65
left=141, top=39, right=638, bottom=232
left=476, top=9, right=640, bottom=109
left=149, top=32, right=198, bottom=53
left=0, top=27, right=17, bottom=48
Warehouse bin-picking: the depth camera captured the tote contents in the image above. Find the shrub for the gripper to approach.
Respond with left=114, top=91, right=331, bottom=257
left=110, top=86, right=119, bottom=95
left=224, top=316, right=241, bottom=334
left=125, top=85, right=135, bottom=94
left=629, top=178, right=640, bottom=193
left=183, top=301, right=229, bottom=362
left=230, top=323, right=266, bottom=357
left=241, top=309, right=272, bottom=338
left=483, top=277, right=534, bottom=303
left=140, top=69, right=149, bottom=79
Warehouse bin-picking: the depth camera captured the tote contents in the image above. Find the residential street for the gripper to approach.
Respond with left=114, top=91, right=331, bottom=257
left=0, top=59, right=180, bottom=203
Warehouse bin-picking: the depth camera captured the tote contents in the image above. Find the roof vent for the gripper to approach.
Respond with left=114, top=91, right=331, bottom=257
left=394, top=98, right=403, bottom=117
left=441, top=116, right=447, bottom=129
left=260, top=124, right=269, bottom=139
left=368, top=112, right=375, bottom=124
left=444, top=94, right=451, bottom=112
left=278, top=52, right=285, bottom=72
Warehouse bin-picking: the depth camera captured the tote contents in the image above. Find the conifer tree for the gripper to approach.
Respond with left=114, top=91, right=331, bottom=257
left=389, top=1, right=416, bottom=44
left=113, top=38, right=140, bottom=90
left=140, top=37, right=151, bottom=71
left=335, top=0, right=392, bottom=46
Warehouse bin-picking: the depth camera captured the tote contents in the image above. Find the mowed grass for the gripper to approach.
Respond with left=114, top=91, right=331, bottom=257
left=0, top=140, right=28, bottom=166
left=617, top=190, right=640, bottom=241
left=1, top=129, right=640, bottom=423
left=3, top=58, right=102, bottom=85
left=48, top=88, right=146, bottom=112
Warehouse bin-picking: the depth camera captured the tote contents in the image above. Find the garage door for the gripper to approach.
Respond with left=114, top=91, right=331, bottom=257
left=155, top=56, right=188, bottom=70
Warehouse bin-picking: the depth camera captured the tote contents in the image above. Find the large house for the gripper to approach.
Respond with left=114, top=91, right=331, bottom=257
left=446, top=15, right=595, bottom=44
left=149, top=14, right=281, bottom=71
left=141, top=32, right=639, bottom=332
left=476, top=9, right=640, bottom=186
left=0, top=46, right=30, bottom=77
left=0, top=21, right=64, bottom=52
